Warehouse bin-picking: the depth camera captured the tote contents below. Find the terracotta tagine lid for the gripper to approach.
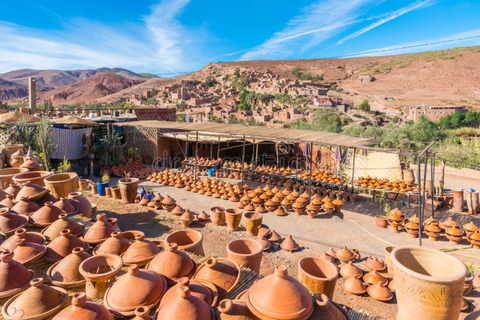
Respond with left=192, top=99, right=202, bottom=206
left=310, top=294, right=347, bottom=320
left=2, top=228, right=46, bottom=251
left=363, top=270, right=387, bottom=286
left=21, top=155, right=42, bottom=170
left=197, top=211, right=210, bottom=221
left=83, top=214, right=116, bottom=244
left=122, top=234, right=161, bottom=266
left=342, top=274, right=367, bottom=295
left=104, top=265, right=167, bottom=316
left=4, top=183, right=21, bottom=198
left=42, top=213, right=84, bottom=241
left=12, top=239, right=46, bottom=265
left=367, top=281, right=394, bottom=301
left=52, top=292, right=114, bottom=320
left=155, top=285, right=214, bottom=320
left=442, top=217, right=458, bottom=229
left=162, top=196, right=176, bottom=206
left=193, top=258, right=240, bottom=298
left=29, top=201, right=63, bottom=227
left=257, top=237, right=272, bottom=251
left=280, top=235, right=299, bottom=252
left=180, top=209, right=195, bottom=222
left=0, top=207, right=28, bottom=236
left=93, top=231, right=131, bottom=256
left=335, top=246, right=357, bottom=263
left=146, top=242, right=196, bottom=286
left=464, top=222, right=478, bottom=235
left=15, top=181, right=49, bottom=201
left=365, top=256, right=386, bottom=272
left=172, top=205, right=185, bottom=216
left=0, top=194, right=15, bottom=209
left=160, top=277, right=218, bottom=308
left=44, top=229, right=88, bottom=263
left=2, top=278, right=68, bottom=319
left=274, top=206, right=287, bottom=216
left=47, top=247, right=91, bottom=287
left=340, top=261, right=363, bottom=278
left=52, top=197, right=77, bottom=215
left=246, top=265, right=314, bottom=320
left=0, top=250, right=35, bottom=299
left=216, top=299, right=256, bottom=320
left=268, top=230, right=282, bottom=242
left=11, top=197, right=40, bottom=216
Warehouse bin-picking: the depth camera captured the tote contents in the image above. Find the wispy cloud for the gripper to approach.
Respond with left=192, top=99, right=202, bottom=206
left=239, top=0, right=376, bottom=61
left=336, top=0, right=434, bottom=46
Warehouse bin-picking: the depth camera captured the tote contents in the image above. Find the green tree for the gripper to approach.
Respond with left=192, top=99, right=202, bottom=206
left=205, top=76, right=218, bottom=87
left=358, top=99, right=370, bottom=111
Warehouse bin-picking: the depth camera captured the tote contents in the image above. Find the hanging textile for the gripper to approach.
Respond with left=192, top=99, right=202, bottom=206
left=52, top=127, right=92, bottom=160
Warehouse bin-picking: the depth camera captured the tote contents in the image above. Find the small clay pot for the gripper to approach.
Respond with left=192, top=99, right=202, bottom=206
left=226, top=239, right=263, bottom=275
left=342, top=274, right=367, bottom=295
left=298, top=256, right=338, bottom=299
left=47, top=247, right=91, bottom=288
left=225, top=208, right=242, bottom=231
left=340, top=261, right=363, bottom=279
left=210, top=206, right=226, bottom=226
left=165, top=229, right=204, bottom=256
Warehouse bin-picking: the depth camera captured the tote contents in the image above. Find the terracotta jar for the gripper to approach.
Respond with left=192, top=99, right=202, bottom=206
left=216, top=299, right=256, bottom=320
left=93, top=231, right=131, bottom=256
left=309, top=294, right=348, bottom=320
left=210, top=206, right=226, bottom=226
left=11, top=239, right=46, bottom=265
left=160, top=277, right=218, bottom=308
left=67, top=191, right=92, bottom=218
left=0, top=250, right=35, bottom=299
left=104, top=265, right=167, bottom=316
left=44, top=229, right=88, bottom=263
left=2, top=278, right=67, bottom=320
left=122, top=235, right=161, bottom=266
left=83, top=214, right=116, bottom=244
left=384, top=246, right=396, bottom=276
left=193, top=258, right=241, bottom=298
left=47, top=247, right=91, bottom=288
left=10, top=196, right=40, bottom=216
left=225, top=208, right=242, bottom=231
left=165, top=229, right=205, bottom=256
left=146, top=242, right=196, bottom=286
left=15, top=181, right=49, bottom=201
left=281, top=235, right=300, bottom=252
left=340, top=261, right=363, bottom=279
left=155, top=285, right=214, bottom=320
left=29, top=201, right=63, bottom=227
left=52, top=197, right=77, bottom=215
left=0, top=207, right=28, bottom=236
left=297, top=256, right=338, bottom=299
left=246, top=265, right=314, bottom=320
left=243, top=212, right=262, bottom=236
left=41, top=213, right=84, bottom=241
left=391, top=246, right=466, bottom=320
left=78, top=254, right=123, bottom=299
left=226, top=239, right=263, bottom=275
left=52, top=292, right=114, bottom=320
left=2, top=228, right=46, bottom=251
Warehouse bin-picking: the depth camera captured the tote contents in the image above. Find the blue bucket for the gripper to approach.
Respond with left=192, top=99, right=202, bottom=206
left=207, top=168, right=215, bottom=177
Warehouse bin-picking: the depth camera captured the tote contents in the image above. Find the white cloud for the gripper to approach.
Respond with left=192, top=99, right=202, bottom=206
left=239, top=0, right=375, bottom=61
left=336, top=0, right=434, bottom=46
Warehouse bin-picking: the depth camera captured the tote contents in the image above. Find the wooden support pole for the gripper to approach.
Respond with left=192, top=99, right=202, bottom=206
left=308, top=142, right=314, bottom=201
left=194, top=131, right=199, bottom=181
left=241, top=135, right=246, bottom=187
left=351, top=148, right=356, bottom=193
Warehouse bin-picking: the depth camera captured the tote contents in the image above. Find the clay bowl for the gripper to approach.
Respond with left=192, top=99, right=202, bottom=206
left=120, top=230, right=145, bottom=241
left=12, top=171, right=52, bottom=187
left=0, top=168, right=29, bottom=189
left=165, top=229, right=204, bottom=256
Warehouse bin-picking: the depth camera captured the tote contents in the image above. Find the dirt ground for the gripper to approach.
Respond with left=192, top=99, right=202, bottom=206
left=87, top=183, right=480, bottom=320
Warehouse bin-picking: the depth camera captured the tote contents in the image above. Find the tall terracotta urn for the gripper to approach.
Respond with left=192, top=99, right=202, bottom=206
left=452, top=188, right=464, bottom=212
left=118, top=178, right=139, bottom=204
left=391, top=246, right=466, bottom=320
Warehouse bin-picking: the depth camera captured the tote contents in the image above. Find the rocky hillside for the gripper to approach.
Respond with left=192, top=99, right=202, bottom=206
left=38, top=72, right=146, bottom=105
left=0, top=78, right=29, bottom=100
left=190, top=46, right=480, bottom=109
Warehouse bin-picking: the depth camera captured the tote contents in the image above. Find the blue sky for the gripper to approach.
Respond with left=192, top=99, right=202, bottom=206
left=1, top=0, right=479, bottom=75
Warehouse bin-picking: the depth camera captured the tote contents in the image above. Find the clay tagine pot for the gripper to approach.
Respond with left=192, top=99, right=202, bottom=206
left=10, top=196, right=40, bottom=216
left=11, top=239, right=46, bottom=265
left=2, top=278, right=68, bottom=320
left=180, top=209, right=195, bottom=228
left=78, top=254, right=123, bottom=299
left=104, top=265, right=167, bottom=316
left=340, top=261, right=363, bottom=279
left=0, top=250, right=36, bottom=299
left=146, top=242, right=196, bottom=286
left=309, top=294, right=348, bottom=320
left=216, top=299, right=257, bottom=320
left=121, top=234, right=161, bottom=266
left=335, top=246, right=359, bottom=264
left=0, top=207, right=29, bottom=236
left=93, top=231, right=131, bottom=256
left=363, top=270, right=388, bottom=286
left=245, top=265, right=314, bottom=320
left=367, top=281, right=394, bottom=301
left=4, top=183, right=21, bottom=198
left=52, top=197, right=77, bottom=215
left=29, top=201, right=63, bottom=227
left=160, top=277, right=218, bottom=308
left=365, top=256, right=386, bottom=272
left=41, top=213, right=84, bottom=241
left=44, top=229, right=89, bottom=263
left=342, top=274, right=367, bottom=295
left=268, top=230, right=282, bottom=242
left=193, top=258, right=241, bottom=299
left=0, top=195, right=15, bottom=209
left=52, top=292, right=114, bottom=320
left=83, top=213, right=116, bottom=244
left=2, top=228, right=46, bottom=251
left=155, top=285, right=215, bottom=320
left=132, top=306, right=152, bottom=320
left=47, top=247, right=91, bottom=288
left=15, top=181, right=49, bottom=201
left=280, top=235, right=300, bottom=252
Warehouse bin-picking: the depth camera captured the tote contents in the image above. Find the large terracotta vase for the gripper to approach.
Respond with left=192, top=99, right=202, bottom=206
left=225, top=208, right=242, bottom=231
left=226, top=239, right=263, bottom=275
left=297, top=256, right=338, bottom=300
left=165, top=230, right=204, bottom=256
left=118, top=178, right=139, bottom=204
left=243, top=212, right=263, bottom=236
left=44, top=173, right=79, bottom=199
left=391, top=246, right=466, bottom=320
left=68, top=192, right=92, bottom=218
